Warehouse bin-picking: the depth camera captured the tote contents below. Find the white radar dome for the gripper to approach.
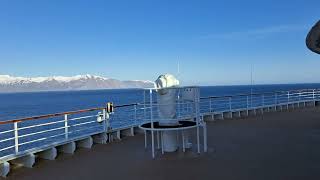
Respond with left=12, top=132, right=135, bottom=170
left=155, top=74, right=179, bottom=89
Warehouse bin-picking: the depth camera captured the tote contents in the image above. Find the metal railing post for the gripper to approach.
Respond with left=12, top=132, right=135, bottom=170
left=246, top=96, right=249, bottom=109
left=299, top=91, right=301, bottom=102
left=209, top=98, right=212, bottom=112
left=103, top=108, right=107, bottom=131
left=298, top=91, right=301, bottom=108
left=178, top=102, right=180, bottom=118
left=14, top=121, right=19, bottom=154
left=143, top=91, right=146, bottom=121
left=64, top=114, right=68, bottom=139
left=134, top=104, right=137, bottom=125
left=313, top=89, right=316, bottom=106
left=149, top=89, right=155, bottom=158
left=313, top=89, right=315, bottom=100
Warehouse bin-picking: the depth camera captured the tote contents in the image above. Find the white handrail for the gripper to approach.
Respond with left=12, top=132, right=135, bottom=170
left=18, top=119, right=65, bottom=130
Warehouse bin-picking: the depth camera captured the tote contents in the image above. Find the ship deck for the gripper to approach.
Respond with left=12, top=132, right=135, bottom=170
left=5, top=106, right=320, bottom=180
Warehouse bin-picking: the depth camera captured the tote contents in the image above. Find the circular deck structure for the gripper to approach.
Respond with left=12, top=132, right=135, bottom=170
left=140, top=86, right=206, bottom=158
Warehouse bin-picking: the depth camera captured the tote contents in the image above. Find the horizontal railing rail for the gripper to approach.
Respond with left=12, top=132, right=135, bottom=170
left=0, top=103, right=139, bottom=125
left=0, top=107, right=105, bottom=125
left=200, top=88, right=319, bottom=99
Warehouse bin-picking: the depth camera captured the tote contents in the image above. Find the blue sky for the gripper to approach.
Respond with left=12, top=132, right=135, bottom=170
left=0, top=0, right=319, bottom=85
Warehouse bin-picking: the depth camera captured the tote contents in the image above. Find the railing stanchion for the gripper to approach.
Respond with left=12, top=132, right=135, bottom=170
left=149, top=89, right=155, bottom=158
left=134, top=104, right=137, bottom=126
left=103, top=109, right=107, bottom=132
left=300, top=90, right=302, bottom=101
left=313, top=89, right=316, bottom=106
left=246, top=96, right=249, bottom=109
left=209, top=98, right=212, bottom=112
left=298, top=91, right=301, bottom=108
left=64, top=114, right=68, bottom=139
left=14, top=121, right=19, bottom=154
left=143, top=91, right=146, bottom=120
left=313, top=89, right=315, bottom=100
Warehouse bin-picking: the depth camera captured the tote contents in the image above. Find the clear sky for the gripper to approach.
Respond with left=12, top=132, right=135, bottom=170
left=0, top=0, right=319, bottom=85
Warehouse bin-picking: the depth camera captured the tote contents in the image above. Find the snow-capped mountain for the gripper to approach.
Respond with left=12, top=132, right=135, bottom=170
left=0, top=74, right=155, bottom=92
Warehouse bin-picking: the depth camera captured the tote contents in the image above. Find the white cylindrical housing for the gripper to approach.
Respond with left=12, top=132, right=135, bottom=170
left=162, top=131, right=178, bottom=152
left=155, top=74, right=180, bottom=126
left=157, top=89, right=178, bottom=126
left=155, top=74, right=179, bottom=152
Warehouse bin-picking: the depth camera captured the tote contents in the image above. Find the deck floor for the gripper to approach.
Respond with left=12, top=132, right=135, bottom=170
left=5, top=106, right=320, bottom=180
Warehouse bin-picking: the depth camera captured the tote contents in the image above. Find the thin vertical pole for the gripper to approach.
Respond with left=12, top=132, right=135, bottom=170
left=144, top=130, right=147, bottom=149
left=103, top=109, right=107, bottom=132
left=298, top=91, right=301, bottom=108
left=150, top=89, right=155, bottom=158
left=134, top=104, right=137, bottom=126
left=143, top=91, right=146, bottom=121
left=246, top=96, right=249, bottom=115
left=157, top=131, right=160, bottom=149
left=210, top=98, right=214, bottom=119
left=250, top=64, right=253, bottom=108
left=196, top=88, right=200, bottom=154
left=177, top=89, right=180, bottom=118
left=313, top=89, right=315, bottom=100
left=182, top=130, right=185, bottom=152
left=313, top=89, right=316, bottom=106
left=103, top=109, right=106, bottom=120
left=261, top=94, right=264, bottom=114
left=176, top=129, right=179, bottom=145
left=14, top=122, right=19, bottom=154
left=203, top=122, right=207, bottom=153
left=161, top=132, right=164, bottom=154
left=287, top=91, right=290, bottom=109
left=209, top=98, right=212, bottom=112
left=247, top=96, right=249, bottom=109
left=299, top=90, right=302, bottom=101
left=64, top=114, right=68, bottom=140
left=197, top=119, right=200, bottom=154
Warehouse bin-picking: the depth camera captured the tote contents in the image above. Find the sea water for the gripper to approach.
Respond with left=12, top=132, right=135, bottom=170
left=1, top=84, right=320, bottom=121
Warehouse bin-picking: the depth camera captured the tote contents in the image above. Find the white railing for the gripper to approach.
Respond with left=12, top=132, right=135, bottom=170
left=0, top=88, right=319, bottom=160
left=0, top=107, right=108, bottom=159
left=199, top=89, right=320, bottom=115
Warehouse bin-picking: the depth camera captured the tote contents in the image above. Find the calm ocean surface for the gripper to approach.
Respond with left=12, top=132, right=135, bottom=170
left=1, top=84, right=320, bottom=121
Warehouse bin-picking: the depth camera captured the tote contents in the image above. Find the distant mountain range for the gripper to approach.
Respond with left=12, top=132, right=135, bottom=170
left=0, top=74, right=155, bottom=93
